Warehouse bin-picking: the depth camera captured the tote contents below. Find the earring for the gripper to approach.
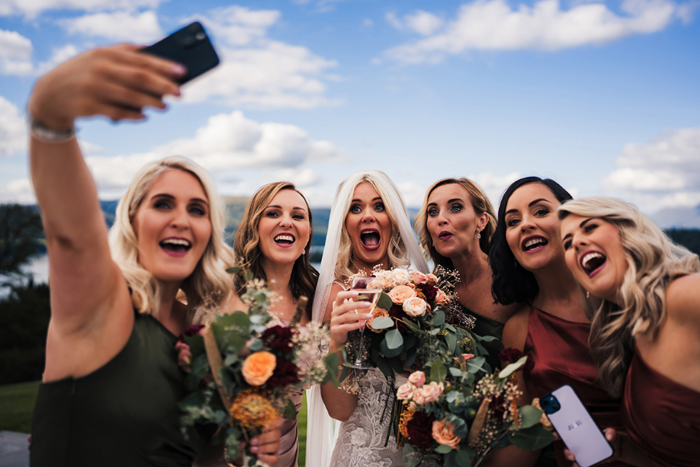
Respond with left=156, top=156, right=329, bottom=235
left=586, top=290, right=590, bottom=299
left=477, top=232, right=481, bottom=239
left=302, top=250, right=306, bottom=255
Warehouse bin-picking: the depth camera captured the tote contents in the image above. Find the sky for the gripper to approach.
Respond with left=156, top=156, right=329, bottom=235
left=1, top=0, right=699, bottom=226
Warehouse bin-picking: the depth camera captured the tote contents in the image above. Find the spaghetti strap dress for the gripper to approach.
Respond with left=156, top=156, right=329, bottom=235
left=30, top=311, right=215, bottom=467
left=523, top=307, right=630, bottom=467
left=621, top=345, right=700, bottom=467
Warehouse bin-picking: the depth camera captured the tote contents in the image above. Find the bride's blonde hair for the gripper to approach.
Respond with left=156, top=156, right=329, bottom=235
left=558, top=197, right=699, bottom=397
left=109, top=156, right=234, bottom=324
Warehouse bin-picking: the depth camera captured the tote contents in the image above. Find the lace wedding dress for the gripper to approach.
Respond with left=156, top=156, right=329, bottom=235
left=329, top=368, right=407, bottom=467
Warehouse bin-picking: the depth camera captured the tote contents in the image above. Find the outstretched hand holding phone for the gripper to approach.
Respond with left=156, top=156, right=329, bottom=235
left=563, top=428, right=652, bottom=467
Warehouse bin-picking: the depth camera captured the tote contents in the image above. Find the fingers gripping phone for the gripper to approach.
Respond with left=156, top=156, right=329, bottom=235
left=541, top=385, right=613, bottom=467
left=141, top=22, right=219, bottom=84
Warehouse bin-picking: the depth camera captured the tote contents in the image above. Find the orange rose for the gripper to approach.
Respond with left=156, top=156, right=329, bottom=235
left=388, top=285, right=417, bottom=304
left=242, top=351, right=276, bottom=386
left=432, top=418, right=461, bottom=449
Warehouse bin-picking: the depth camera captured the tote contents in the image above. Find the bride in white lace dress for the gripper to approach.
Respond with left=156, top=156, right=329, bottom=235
left=305, top=171, right=429, bottom=467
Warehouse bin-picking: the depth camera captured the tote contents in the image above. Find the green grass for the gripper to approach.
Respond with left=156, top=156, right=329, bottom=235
left=298, top=393, right=308, bottom=467
left=0, top=381, right=40, bottom=433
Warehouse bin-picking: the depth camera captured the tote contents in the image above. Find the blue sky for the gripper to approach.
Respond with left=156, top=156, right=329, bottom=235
left=1, top=0, right=699, bottom=226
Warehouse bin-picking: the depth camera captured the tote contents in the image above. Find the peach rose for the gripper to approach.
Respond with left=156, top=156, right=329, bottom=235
left=241, top=351, right=276, bottom=386
left=408, top=371, right=426, bottom=386
left=418, top=381, right=444, bottom=404
left=427, top=274, right=438, bottom=285
left=411, top=270, right=429, bottom=284
left=396, top=382, right=416, bottom=401
left=389, top=285, right=417, bottom=304
left=403, top=297, right=428, bottom=317
left=432, top=419, right=461, bottom=449
left=366, top=307, right=390, bottom=333
left=392, top=268, right=411, bottom=285
left=435, top=289, right=448, bottom=305
left=412, top=389, right=427, bottom=405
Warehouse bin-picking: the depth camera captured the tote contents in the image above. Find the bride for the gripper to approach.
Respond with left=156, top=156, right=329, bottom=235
left=306, top=170, right=429, bottom=467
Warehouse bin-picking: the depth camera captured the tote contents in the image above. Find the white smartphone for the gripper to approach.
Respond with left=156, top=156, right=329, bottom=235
left=541, top=385, right=613, bottom=467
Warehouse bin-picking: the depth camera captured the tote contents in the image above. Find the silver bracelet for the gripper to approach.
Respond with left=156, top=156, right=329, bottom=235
left=29, top=117, right=76, bottom=143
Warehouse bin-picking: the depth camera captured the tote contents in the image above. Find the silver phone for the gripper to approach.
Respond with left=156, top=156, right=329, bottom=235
left=541, top=385, right=613, bottom=467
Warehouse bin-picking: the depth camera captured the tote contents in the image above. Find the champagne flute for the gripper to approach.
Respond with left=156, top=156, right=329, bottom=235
left=345, top=275, right=381, bottom=370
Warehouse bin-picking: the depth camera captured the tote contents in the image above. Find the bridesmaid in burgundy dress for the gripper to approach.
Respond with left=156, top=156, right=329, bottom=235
left=485, top=178, right=630, bottom=467
left=559, top=197, right=700, bottom=467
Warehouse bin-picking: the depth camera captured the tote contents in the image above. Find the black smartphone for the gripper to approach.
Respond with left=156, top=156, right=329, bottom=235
left=541, top=385, right=613, bottom=467
left=141, top=22, right=219, bottom=84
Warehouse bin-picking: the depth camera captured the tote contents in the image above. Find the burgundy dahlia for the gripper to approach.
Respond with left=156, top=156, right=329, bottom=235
left=388, top=304, right=409, bottom=333
left=266, top=358, right=301, bottom=388
left=498, top=347, right=534, bottom=372
left=406, top=411, right=436, bottom=450
left=416, top=283, right=437, bottom=302
left=261, top=325, right=295, bottom=353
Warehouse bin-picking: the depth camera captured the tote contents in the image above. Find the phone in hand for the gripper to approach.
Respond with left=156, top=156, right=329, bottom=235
left=141, top=21, right=219, bottom=84
left=541, top=385, right=613, bottom=467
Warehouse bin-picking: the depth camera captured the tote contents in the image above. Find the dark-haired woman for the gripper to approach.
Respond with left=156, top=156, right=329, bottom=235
left=228, top=182, right=318, bottom=467
left=415, top=178, right=518, bottom=371
left=486, top=177, right=629, bottom=467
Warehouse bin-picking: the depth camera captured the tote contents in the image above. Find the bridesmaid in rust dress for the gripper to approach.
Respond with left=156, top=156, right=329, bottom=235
left=485, top=178, right=630, bottom=467
left=559, top=197, right=700, bottom=467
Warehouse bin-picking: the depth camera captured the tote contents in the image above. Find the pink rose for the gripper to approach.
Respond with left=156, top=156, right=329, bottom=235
left=411, top=271, right=429, bottom=284
left=389, top=285, right=417, bottom=304
left=408, top=371, right=426, bottom=386
left=412, top=390, right=427, bottom=405
left=403, top=297, right=428, bottom=317
left=426, top=274, right=438, bottom=286
left=396, top=382, right=416, bottom=401
left=418, top=382, right=444, bottom=404
left=432, top=419, right=461, bottom=449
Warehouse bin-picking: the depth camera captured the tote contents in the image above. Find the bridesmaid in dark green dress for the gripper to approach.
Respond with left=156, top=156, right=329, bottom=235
left=27, top=45, right=282, bottom=467
left=415, top=178, right=519, bottom=371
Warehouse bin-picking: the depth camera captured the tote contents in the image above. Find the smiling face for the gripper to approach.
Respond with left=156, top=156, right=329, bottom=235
left=560, top=214, right=628, bottom=304
left=504, top=183, right=564, bottom=272
left=426, top=183, right=488, bottom=259
left=345, top=182, right=392, bottom=271
left=257, top=189, right=311, bottom=269
left=133, top=169, right=211, bottom=285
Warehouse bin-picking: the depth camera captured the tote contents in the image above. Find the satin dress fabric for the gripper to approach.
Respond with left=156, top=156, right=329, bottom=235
left=622, top=346, right=700, bottom=467
left=523, top=307, right=630, bottom=467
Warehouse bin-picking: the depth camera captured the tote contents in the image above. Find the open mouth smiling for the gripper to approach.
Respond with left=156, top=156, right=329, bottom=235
left=521, top=236, right=547, bottom=252
left=160, top=238, right=192, bottom=253
left=581, top=251, right=606, bottom=276
left=274, top=234, right=296, bottom=245
left=360, top=229, right=381, bottom=250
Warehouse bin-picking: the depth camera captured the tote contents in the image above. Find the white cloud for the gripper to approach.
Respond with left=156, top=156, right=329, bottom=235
left=384, top=0, right=680, bottom=64
left=387, top=10, right=445, bottom=36
left=0, top=0, right=161, bottom=18
left=470, top=172, right=522, bottom=206
left=61, top=10, right=162, bottom=42
left=262, top=168, right=323, bottom=188
left=35, top=44, right=80, bottom=74
left=0, top=178, right=35, bottom=204
left=181, top=6, right=340, bottom=109
left=602, top=126, right=700, bottom=211
left=84, top=111, right=346, bottom=193
left=0, top=97, right=27, bottom=157
left=0, top=29, right=33, bottom=74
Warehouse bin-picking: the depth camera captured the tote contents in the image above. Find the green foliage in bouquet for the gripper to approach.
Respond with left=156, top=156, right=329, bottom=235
left=176, top=266, right=340, bottom=465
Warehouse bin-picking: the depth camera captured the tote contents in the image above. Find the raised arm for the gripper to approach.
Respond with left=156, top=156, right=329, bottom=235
left=29, top=45, right=185, bottom=380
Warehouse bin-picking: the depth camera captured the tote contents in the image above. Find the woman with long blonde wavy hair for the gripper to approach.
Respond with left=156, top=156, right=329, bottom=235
left=559, top=197, right=700, bottom=467
left=27, top=44, right=281, bottom=467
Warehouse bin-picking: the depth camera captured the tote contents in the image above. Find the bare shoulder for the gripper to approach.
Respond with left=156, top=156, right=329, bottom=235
left=666, top=273, right=700, bottom=326
left=322, top=282, right=345, bottom=323
left=227, top=292, right=249, bottom=314
left=501, top=305, right=530, bottom=351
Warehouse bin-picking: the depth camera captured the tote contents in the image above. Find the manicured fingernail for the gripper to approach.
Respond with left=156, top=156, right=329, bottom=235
left=365, top=314, right=373, bottom=320
left=250, top=446, right=258, bottom=453
left=172, top=64, right=186, bottom=75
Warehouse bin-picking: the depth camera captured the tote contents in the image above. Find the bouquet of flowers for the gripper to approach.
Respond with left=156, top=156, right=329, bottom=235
left=175, top=268, right=339, bottom=466
left=346, top=268, right=490, bottom=382
left=397, top=349, right=555, bottom=467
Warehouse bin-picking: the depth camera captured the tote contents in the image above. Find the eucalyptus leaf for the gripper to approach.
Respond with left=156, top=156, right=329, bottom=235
left=449, top=367, right=463, bottom=378
left=432, top=310, right=445, bottom=326
left=445, top=324, right=457, bottom=332
left=434, top=444, right=453, bottom=454
left=377, top=292, right=394, bottom=311
left=431, top=358, right=447, bottom=383
left=508, top=424, right=556, bottom=450
left=385, top=329, right=404, bottom=349
left=404, top=349, right=417, bottom=368
left=478, top=335, right=500, bottom=343
left=514, top=405, right=544, bottom=430
left=498, top=356, right=528, bottom=379
left=247, top=339, right=264, bottom=352
left=371, top=316, right=394, bottom=330
left=446, top=448, right=473, bottom=467
left=380, top=337, right=403, bottom=358
left=283, top=399, right=297, bottom=419
left=430, top=328, right=441, bottom=335
left=445, top=332, right=457, bottom=353
left=466, top=356, right=486, bottom=374
left=401, top=318, right=420, bottom=332
left=225, top=266, right=242, bottom=274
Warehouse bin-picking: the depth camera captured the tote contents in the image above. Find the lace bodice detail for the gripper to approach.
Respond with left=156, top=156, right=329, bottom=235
left=330, top=368, right=407, bottom=467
